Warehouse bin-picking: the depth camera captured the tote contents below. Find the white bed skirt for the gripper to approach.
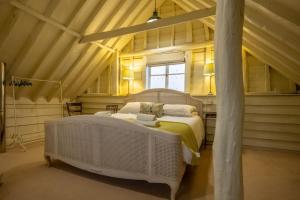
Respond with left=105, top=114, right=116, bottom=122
left=44, top=115, right=187, bottom=200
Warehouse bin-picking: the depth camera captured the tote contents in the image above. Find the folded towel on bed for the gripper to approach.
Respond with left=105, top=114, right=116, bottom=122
left=94, top=111, right=112, bottom=117
left=136, top=120, right=159, bottom=127
left=136, top=113, right=156, bottom=121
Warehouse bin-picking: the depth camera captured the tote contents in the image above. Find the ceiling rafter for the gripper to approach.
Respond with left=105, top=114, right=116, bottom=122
left=58, top=0, right=131, bottom=98
left=0, top=1, right=58, bottom=76
left=33, top=0, right=108, bottom=99
left=80, top=6, right=216, bottom=43
left=9, top=0, right=114, bottom=52
left=75, top=0, right=163, bottom=95
left=27, top=0, right=88, bottom=100
left=172, top=0, right=300, bottom=85
left=2, top=0, right=60, bottom=77
left=75, top=0, right=165, bottom=96
left=41, top=0, right=129, bottom=99
left=247, top=0, right=300, bottom=27
left=67, top=0, right=152, bottom=97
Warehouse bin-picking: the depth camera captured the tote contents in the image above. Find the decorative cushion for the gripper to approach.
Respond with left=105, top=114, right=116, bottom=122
left=151, top=103, right=164, bottom=118
left=140, top=102, right=153, bottom=114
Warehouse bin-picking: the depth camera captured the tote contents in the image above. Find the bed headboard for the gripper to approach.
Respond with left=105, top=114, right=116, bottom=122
left=125, top=89, right=203, bottom=116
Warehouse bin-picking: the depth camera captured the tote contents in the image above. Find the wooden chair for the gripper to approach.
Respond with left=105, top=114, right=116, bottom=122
left=106, top=104, right=118, bottom=113
left=66, top=102, right=82, bottom=116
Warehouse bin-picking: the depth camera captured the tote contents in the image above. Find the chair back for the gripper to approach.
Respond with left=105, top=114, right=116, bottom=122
left=66, top=102, right=82, bottom=116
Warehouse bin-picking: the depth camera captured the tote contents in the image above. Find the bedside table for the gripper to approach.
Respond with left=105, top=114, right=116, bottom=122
left=204, top=112, right=217, bottom=147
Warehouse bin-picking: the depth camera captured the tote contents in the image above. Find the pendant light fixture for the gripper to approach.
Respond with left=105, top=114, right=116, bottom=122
left=147, top=0, right=160, bottom=23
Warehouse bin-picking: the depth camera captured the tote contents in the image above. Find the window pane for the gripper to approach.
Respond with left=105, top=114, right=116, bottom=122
left=150, top=75, right=166, bottom=89
left=150, top=66, right=166, bottom=75
left=168, top=74, right=185, bottom=92
left=168, top=64, right=185, bottom=74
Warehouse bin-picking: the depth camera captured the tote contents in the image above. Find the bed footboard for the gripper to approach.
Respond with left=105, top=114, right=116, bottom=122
left=44, top=116, right=186, bottom=200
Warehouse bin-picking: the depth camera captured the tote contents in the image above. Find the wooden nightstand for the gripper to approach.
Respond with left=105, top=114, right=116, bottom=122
left=204, top=112, right=217, bottom=147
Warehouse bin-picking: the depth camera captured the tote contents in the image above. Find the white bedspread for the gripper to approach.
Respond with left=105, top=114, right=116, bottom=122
left=110, top=113, right=204, bottom=148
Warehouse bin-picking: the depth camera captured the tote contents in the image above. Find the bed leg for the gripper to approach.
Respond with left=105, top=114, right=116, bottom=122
left=169, top=184, right=178, bottom=200
left=0, top=173, right=3, bottom=186
left=44, top=155, right=51, bottom=167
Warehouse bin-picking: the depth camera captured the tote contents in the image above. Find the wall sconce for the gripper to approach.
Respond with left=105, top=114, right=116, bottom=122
left=203, top=63, right=215, bottom=95
left=122, top=68, right=134, bottom=95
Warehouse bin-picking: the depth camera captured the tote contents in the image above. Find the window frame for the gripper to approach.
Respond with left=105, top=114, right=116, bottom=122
left=146, top=62, right=186, bottom=92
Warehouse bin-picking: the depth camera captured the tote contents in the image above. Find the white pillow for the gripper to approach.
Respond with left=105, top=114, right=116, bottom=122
left=163, top=104, right=197, bottom=117
left=118, top=102, right=141, bottom=114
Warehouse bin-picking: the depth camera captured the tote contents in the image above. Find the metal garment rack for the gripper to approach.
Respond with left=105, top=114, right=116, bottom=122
left=10, top=76, right=63, bottom=151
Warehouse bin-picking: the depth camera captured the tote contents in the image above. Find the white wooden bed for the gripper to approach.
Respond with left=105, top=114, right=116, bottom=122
left=44, top=89, right=203, bottom=200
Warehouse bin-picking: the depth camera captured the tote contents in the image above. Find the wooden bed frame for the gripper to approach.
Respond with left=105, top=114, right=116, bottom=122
left=45, top=89, right=203, bottom=200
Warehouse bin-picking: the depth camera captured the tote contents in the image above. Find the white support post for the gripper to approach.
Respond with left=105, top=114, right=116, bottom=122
left=111, top=51, right=120, bottom=96
left=213, top=0, right=245, bottom=200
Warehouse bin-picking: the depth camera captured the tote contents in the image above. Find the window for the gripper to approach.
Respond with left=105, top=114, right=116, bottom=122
left=146, top=63, right=185, bottom=92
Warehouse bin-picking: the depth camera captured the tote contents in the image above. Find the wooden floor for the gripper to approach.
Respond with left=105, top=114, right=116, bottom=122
left=0, top=143, right=299, bottom=200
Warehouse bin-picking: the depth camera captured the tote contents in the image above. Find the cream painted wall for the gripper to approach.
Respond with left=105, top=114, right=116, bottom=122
left=78, top=94, right=300, bottom=151
left=5, top=96, right=67, bottom=146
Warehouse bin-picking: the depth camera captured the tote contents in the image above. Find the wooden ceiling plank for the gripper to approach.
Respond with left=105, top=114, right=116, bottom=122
left=247, top=0, right=300, bottom=27
left=75, top=0, right=163, bottom=96
left=75, top=53, right=113, bottom=97
left=64, top=51, right=112, bottom=97
left=243, top=32, right=300, bottom=78
left=243, top=40, right=300, bottom=85
left=7, top=0, right=60, bottom=82
left=172, top=0, right=300, bottom=85
left=66, top=0, right=146, bottom=96
left=29, top=0, right=88, bottom=100
left=59, top=0, right=131, bottom=97
left=244, top=6, right=300, bottom=54
left=80, top=6, right=216, bottom=43
left=244, top=21, right=300, bottom=65
left=35, top=0, right=112, bottom=99
left=63, top=50, right=108, bottom=97
left=10, top=0, right=114, bottom=52
left=70, top=0, right=154, bottom=97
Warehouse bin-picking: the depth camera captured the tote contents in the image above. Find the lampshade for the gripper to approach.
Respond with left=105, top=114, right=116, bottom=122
left=147, top=0, right=160, bottom=23
left=203, top=63, right=215, bottom=76
left=122, top=69, right=134, bottom=80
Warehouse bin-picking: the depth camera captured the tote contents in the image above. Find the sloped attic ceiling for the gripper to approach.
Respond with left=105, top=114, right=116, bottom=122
left=0, top=0, right=166, bottom=99
left=0, top=0, right=299, bottom=99
left=172, top=0, right=300, bottom=85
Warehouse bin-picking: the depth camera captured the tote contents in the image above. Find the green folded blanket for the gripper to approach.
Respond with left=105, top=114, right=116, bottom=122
left=158, top=121, right=200, bottom=166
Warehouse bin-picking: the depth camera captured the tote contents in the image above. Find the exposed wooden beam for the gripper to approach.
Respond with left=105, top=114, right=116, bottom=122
left=63, top=0, right=133, bottom=97
left=63, top=51, right=112, bottom=97
left=29, top=0, right=88, bottom=99
left=120, top=40, right=213, bottom=57
left=4, top=0, right=59, bottom=77
left=204, top=24, right=210, bottom=40
left=74, top=0, right=159, bottom=96
left=247, top=0, right=300, bottom=27
left=10, top=0, right=114, bottom=52
left=243, top=39, right=300, bottom=85
left=47, top=0, right=132, bottom=99
left=33, top=0, right=107, bottom=99
left=242, top=49, right=248, bottom=92
left=173, top=0, right=300, bottom=85
left=264, top=64, right=271, bottom=91
left=80, top=7, right=216, bottom=43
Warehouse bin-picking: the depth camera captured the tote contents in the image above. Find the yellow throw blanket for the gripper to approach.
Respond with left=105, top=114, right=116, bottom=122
left=158, top=121, right=200, bottom=165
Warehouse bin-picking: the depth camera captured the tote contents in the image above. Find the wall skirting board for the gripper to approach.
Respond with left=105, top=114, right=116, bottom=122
left=78, top=94, right=300, bottom=151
